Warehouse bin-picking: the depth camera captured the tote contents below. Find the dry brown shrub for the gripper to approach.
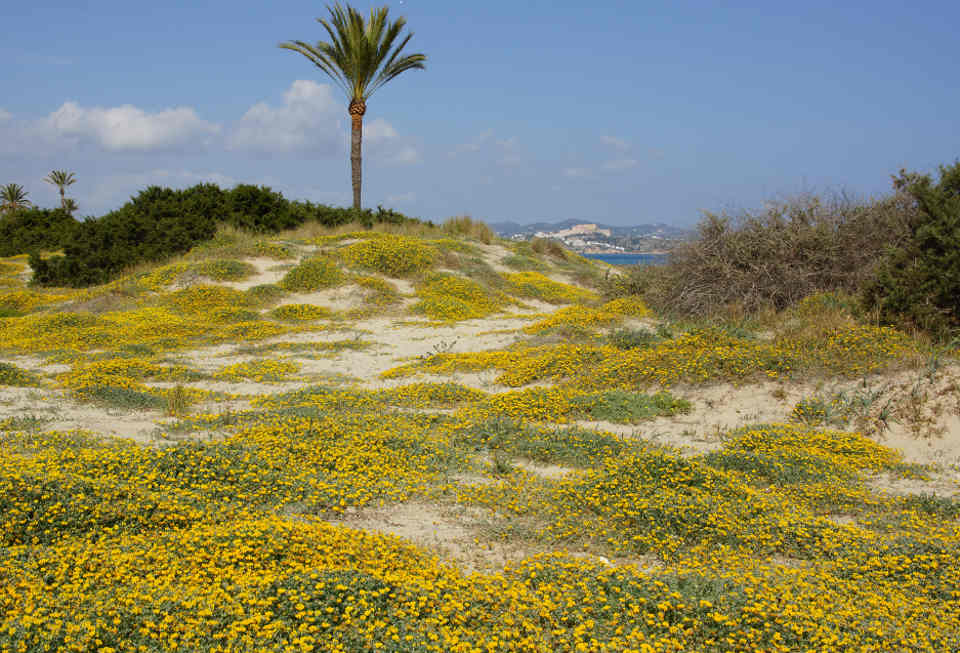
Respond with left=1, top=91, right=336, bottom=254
left=530, top=237, right=566, bottom=259
left=640, top=191, right=918, bottom=317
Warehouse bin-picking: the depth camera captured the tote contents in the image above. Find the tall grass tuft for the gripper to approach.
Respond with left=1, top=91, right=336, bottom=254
left=442, top=215, right=495, bottom=244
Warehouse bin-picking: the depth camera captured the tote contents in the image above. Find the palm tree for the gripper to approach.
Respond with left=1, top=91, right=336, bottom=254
left=44, top=170, right=77, bottom=210
left=280, top=4, right=426, bottom=210
left=1, top=183, right=31, bottom=214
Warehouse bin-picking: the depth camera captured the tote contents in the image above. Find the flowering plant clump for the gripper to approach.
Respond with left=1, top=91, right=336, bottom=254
left=413, top=273, right=504, bottom=321
left=377, top=382, right=488, bottom=408
left=134, top=261, right=192, bottom=291
left=0, top=289, right=74, bottom=314
left=0, top=256, right=28, bottom=279
left=269, top=303, right=333, bottom=321
left=426, top=237, right=478, bottom=254
left=601, top=295, right=653, bottom=317
left=0, top=361, right=40, bottom=386
left=503, top=271, right=597, bottom=304
left=214, top=359, right=301, bottom=383
left=279, top=257, right=345, bottom=291
left=313, top=230, right=393, bottom=246
left=386, top=324, right=919, bottom=388
left=163, top=284, right=250, bottom=316
left=340, top=234, right=438, bottom=277
left=522, top=304, right=615, bottom=334
left=54, top=357, right=211, bottom=406
left=458, top=385, right=690, bottom=424
left=353, top=275, right=401, bottom=307
left=193, top=258, right=257, bottom=281
left=521, top=296, right=650, bottom=334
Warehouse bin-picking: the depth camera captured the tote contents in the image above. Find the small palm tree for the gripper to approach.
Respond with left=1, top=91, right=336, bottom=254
left=62, top=198, right=79, bottom=216
left=44, top=170, right=77, bottom=210
left=1, top=183, right=31, bottom=214
left=280, top=4, right=426, bottom=210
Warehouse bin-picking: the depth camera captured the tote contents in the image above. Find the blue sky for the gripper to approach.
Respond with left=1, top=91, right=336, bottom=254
left=2, top=0, right=958, bottom=226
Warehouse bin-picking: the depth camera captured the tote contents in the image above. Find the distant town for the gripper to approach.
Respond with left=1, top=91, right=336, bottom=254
left=488, top=219, right=692, bottom=254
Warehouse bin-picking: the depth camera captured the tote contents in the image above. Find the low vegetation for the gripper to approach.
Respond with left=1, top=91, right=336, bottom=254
left=20, top=183, right=417, bottom=287
left=1, top=168, right=958, bottom=652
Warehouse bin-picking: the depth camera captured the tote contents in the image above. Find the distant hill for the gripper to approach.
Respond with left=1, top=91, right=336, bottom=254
left=488, top=219, right=693, bottom=240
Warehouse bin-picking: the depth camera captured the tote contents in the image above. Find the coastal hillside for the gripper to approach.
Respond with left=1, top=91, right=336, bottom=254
left=1, top=222, right=958, bottom=652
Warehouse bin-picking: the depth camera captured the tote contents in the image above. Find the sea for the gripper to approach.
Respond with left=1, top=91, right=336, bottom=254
left=582, top=252, right=669, bottom=266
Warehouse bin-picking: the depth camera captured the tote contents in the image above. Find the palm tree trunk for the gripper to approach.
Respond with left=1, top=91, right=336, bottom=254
left=350, top=112, right=363, bottom=210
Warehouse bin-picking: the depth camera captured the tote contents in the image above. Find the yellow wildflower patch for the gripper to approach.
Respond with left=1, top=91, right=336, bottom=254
left=269, top=303, right=334, bottom=321
left=340, top=234, right=438, bottom=277
left=214, top=359, right=301, bottom=383
left=504, top=271, right=597, bottom=304
left=413, top=273, right=505, bottom=321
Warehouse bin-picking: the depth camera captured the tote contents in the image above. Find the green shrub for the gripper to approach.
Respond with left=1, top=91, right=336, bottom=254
left=29, top=185, right=225, bottom=287
left=608, top=327, right=659, bottom=349
left=0, top=207, right=78, bottom=256
left=865, top=161, right=960, bottom=336
left=573, top=389, right=691, bottom=423
left=28, top=183, right=423, bottom=288
left=280, top=258, right=345, bottom=291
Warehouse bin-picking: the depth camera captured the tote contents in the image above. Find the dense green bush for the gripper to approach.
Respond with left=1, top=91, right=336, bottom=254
left=28, top=184, right=419, bottom=287
left=31, top=185, right=222, bottom=286
left=865, top=161, right=960, bottom=336
left=628, top=191, right=918, bottom=317
left=0, top=207, right=78, bottom=256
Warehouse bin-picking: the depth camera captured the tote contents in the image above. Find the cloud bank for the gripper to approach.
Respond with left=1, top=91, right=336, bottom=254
left=44, top=102, right=220, bottom=151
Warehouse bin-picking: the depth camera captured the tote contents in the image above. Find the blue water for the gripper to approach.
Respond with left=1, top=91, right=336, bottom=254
left=582, top=252, right=668, bottom=266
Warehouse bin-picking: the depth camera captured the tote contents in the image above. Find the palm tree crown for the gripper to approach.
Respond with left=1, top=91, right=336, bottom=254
left=280, top=4, right=426, bottom=210
left=44, top=170, right=77, bottom=210
left=1, top=183, right=31, bottom=214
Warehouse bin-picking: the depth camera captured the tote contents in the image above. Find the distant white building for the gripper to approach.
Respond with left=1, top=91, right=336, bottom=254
left=534, top=223, right=612, bottom=239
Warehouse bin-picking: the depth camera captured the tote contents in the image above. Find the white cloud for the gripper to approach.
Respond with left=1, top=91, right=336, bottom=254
left=44, top=101, right=220, bottom=151
left=228, top=80, right=342, bottom=155
left=0, top=109, right=10, bottom=122
left=451, top=129, right=495, bottom=155
left=601, top=135, right=630, bottom=151
left=364, top=118, right=398, bottom=144
left=451, top=129, right=520, bottom=166
left=364, top=117, right=420, bottom=165
left=603, top=158, right=638, bottom=171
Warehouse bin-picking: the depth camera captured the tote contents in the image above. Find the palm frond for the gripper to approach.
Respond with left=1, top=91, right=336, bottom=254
left=44, top=170, right=76, bottom=189
left=280, top=3, right=426, bottom=104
